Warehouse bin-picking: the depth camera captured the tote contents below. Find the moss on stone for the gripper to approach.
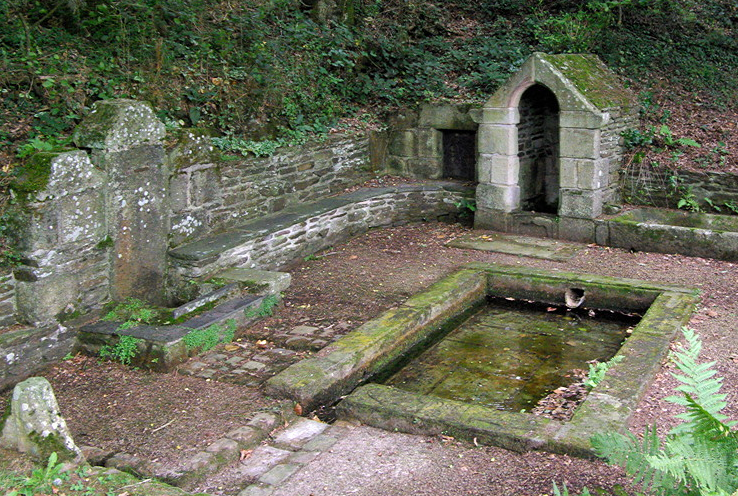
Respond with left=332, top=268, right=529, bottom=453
left=27, top=430, right=77, bottom=462
left=95, top=235, right=114, bottom=250
left=541, top=53, right=636, bottom=110
left=10, top=152, right=57, bottom=195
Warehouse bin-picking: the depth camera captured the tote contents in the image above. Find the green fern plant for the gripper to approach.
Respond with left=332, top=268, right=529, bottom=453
left=590, top=327, right=738, bottom=496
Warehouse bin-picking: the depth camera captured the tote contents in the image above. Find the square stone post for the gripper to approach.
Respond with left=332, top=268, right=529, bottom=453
left=74, top=99, right=169, bottom=305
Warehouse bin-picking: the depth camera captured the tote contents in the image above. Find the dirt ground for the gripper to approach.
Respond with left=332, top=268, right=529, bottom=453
left=3, top=221, right=738, bottom=495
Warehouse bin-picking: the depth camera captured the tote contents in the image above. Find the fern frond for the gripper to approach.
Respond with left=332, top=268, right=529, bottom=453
left=668, top=328, right=730, bottom=434
left=552, top=483, right=592, bottom=496
left=592, top=428, right=684, bottom=494
left=684, top=394, right=738, bottom=444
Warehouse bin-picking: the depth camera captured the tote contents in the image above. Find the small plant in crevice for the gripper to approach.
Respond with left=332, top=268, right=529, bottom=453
left=676, top=186, right=702, bottom=213
left=583, top=355, right=624, bottom=390
left=183, top=319, right=236, bottom=353
left=98, top=335, right=143, bottom=366
left=102, top=297, right=165, bottom=329
left=454, top=197, right=477, bottom=220
left=245, top=294, right=281, bottom=318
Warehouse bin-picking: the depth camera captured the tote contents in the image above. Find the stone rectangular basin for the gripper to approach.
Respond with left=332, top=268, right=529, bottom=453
left=605, top=207, right=738, bottom=260
left=267, top=263, right=698, bottom=458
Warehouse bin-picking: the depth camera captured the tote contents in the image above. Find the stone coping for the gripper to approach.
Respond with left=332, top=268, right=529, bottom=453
left=267, top=263, right=698, bottom=458
left=168, top=182, right=473, bottom=262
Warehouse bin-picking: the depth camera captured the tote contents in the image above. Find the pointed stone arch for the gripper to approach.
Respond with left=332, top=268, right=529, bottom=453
left=475, top=53, right=637, bottom=240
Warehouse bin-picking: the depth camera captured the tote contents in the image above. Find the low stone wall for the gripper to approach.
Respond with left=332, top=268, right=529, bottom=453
left=0, top=324, right=76, bottom=391
left=170, top=184, right=473, bottom=281
left=169, top=134, right=374, bottom=247
left=622, top=168, right=738, bottom=211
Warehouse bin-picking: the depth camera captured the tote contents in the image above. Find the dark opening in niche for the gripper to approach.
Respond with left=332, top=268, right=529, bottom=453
left=442, top=130, right=477, bottom=181
left=518, top=84, right=560, bottom=214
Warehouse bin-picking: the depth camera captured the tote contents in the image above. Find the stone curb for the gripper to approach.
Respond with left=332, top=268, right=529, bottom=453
left=167, top=410, right=284, bottom=486
left=236, top=419, right=353, bottom=496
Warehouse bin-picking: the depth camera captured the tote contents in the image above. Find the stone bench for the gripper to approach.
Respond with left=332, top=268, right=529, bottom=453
left=168, top=182, right=474, bottom=281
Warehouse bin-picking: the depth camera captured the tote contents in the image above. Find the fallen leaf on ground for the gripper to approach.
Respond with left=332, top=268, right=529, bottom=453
left=240, top=449, right=252, bottom=461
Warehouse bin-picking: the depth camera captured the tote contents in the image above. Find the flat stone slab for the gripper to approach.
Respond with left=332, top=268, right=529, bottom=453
left=447, top=232, right=584, bottom=261
left=218, top=268, right=292, bottom=294
left=273, top=419, right=328, bottom=450
left=239, top=446, right=292, bottom=478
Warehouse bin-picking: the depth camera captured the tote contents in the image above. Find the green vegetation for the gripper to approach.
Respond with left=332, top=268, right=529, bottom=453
left=102, top=297, right=168, bottom=328
left=561, top=327, right=738, bottom=496
left=4, top=452, right=66, bottom=496
left=245, top=294, right=281, bottom=318
left=183, top=319, right=236, bottom=353
left=583, top=355, right=624, bottom=390
left=98, top=334, right=143, bottom=366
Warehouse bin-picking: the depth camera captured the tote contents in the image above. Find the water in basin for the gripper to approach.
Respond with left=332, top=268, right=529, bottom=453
left=384, top=298, right=638, bottom=412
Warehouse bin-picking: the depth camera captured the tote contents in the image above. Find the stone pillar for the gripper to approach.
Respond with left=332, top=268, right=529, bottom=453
left=12, top=150, right=106, bottom=324
left=558, top=110, right=610, bottom=219
left=476, top=107, right=520, bottom=215
left=73, top=99, right=169, bottom=305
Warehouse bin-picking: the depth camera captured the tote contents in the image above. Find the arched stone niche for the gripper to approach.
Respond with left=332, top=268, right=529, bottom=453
left=475, top=53, right=637, bottom=241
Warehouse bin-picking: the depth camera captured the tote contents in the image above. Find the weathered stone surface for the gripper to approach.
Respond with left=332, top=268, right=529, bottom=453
left=73, top=99, right=165, bottom=151
left=238, top=446, right=292, bottom=478
left=606, top=207, right=738, bottom=261
left=418, top=104, right=477, bottom=130
left=446, top=232, right=584, bottom=261
left=0, top=325, right=76, bottom=391
left=259, top=463, right=302, bottom=485
left=265, top=269, right=486, bottom=410
left=218, top=268, right=292, bottom=294
left=0, top=377, right=82, bottom=462
left=105, top=452, right=161, bottom=477
left=273, top=419, right=328, bottom=450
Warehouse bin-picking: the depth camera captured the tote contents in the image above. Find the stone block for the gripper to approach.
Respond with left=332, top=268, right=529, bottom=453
left=478, top=154, right=519, bottom=186
left=415, top=128, right=442, bottom=158
left=560, top=158, right=609, bottom=190
left=15, top=271, right=79, bottom=325
left=476, top=183, right=520, bottom=213
left=238, top=484, right=275, bottom=496
left=167, top=128, right=219, bottom=170
left=418, top=104, right=477, bottom=130
left=206, top=438, right=240, bottom=461
left=479, top=107, right=520, bottom=125
left=387, top=130, right=416, bottom=158
left=406, top=158, right=442, bottom=179
left=559, top=189, right=604, bottom=219
left=560, top=128, right=601, bottom=160
left=248, top=412, right=279, bottom=432
left=226, top=426, right=262, bottom=446
left=559, top=110, right=609, bottom=129
left=477, top=124, right=517, bottom=155
left=73, top=99, right=165, bottom=151
left=557, top=217, right=597, bottom=243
